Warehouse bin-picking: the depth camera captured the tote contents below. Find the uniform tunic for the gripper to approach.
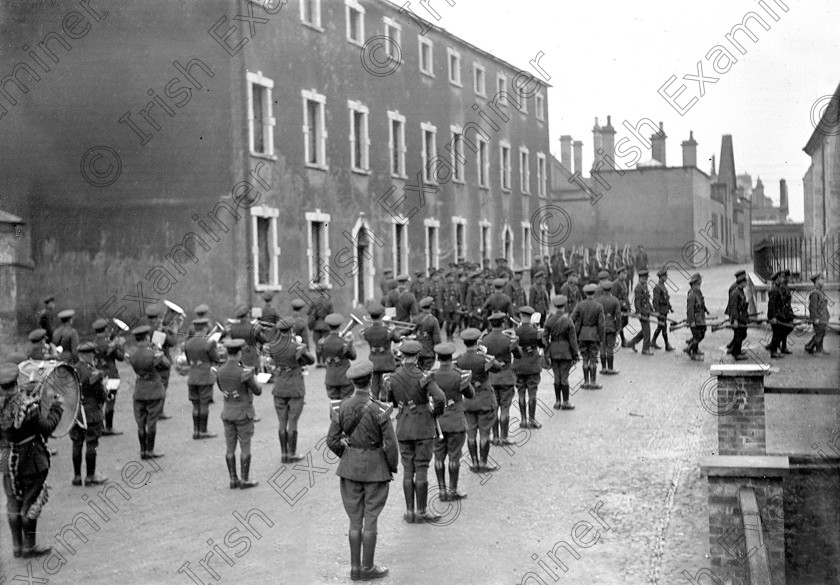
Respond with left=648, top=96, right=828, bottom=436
left=70, top=361, right=108, bottom=442
left=217, top=358, right=262, bottom=448
left=185, top=336, right=220, bottom=404
left=321, top=332, right=357, bottom=400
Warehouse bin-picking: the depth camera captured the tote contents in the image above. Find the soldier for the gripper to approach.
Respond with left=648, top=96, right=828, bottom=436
left=685, top=273, right=709, bottom=361
left=571, top=284, right=605, bottom=389
left=144, top=304, right=178, bottom=420
left=186, top=303, right=211, bottom=339
left=483, top=278, right=513, bottom=323
left=308, top=287, right=333, bottom=367
left=382, top=279, right=399, bottom=311
left=431, top=342, right=473, bottom=502
left=512, top=305, right=548, bottom=418
left=217, top=338, right=262, bottom=489
left=360, top=304, right=404, bottom=401
left=805, top=273, right=830, bottom=355
left=611, top=265, right=631, bottom=347
left=505, top=268, right=527, bottom=316
left=724, top=269, right=747, bottom=353
left=410, top=270, right=430, bottom=300
left=627, top=269, right=653, bottom=355
left=128, top=325, right=169, bottom=459
left=779, top=271, right=795, bottom=355
left=634, top=245, right=648, bottom=274
left=560, top=270, right=582, bottom=315
left=27, top=329, right=58, bottom=361
left=36, top=296, right=55, bottom=342
left=597, top=281, right=622, bottom=376
left=766, top=269, right=793, bottom=359
left=185, top=318, right=221, bottom=440
left=413, top=297, right=442, bottom=371
left=93, top=319, right=125, bottom=436
left=266, top=318, right=315, bottom=462
left=385, top=340, right=446, bottom=524
left=465, top=271, right=488, bottom=330
left=321, top=313, right=357, bottom=417
left=543, top=296, right=578, bottom=410
left=551, top=252, right=566, bottom=294
left=379, top=268, right=394, bottom=298
left=69, top=342, right=109, bottom=487
left=442, top=272, right=461, bottom=340
left=290, top=298, right=311, bottom=348
left=529, top=271, right=551, bottom=327
left=52, top=309, right=79, bottom=365
left=495, top=257, right=514, bottom=280
left=483, top=313, right=521, bottom=445
left=651, top=267, right=675, bottom=351
left=327, top=361, right=398, bottom=581
left=261, top=292, right=279, bottom=326
left=228, top=304, right=265, bottom=370
left=727, top=272, right=750, bottom=361
left=594, top=270, right=611, bottom=298
left=0, top=361, right=63, bottom=558
left=396, top=274, right=419, bottom=323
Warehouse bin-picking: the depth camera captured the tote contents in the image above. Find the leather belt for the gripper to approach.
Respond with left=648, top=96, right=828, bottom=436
left=348, top=443, right=382, bottom=451
left=370, top=347, right=387, bottom=354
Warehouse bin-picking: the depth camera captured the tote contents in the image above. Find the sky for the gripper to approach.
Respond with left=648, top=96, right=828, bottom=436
left=406, top=0, right=839, bottom=222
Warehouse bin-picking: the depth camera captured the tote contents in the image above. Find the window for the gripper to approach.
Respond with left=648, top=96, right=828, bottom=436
left=421, top=122, right=437, bottom=183
left=247, top=72, right=275, bottom=157
left=447, top=47, right=461, bottom=86
left=496, top=73, right=508, bottom=106
left=538, top=225, right=549, bottom=259
left=382, top=17, right=401, bottom=61
left=252, top=206, right=281, bottom=290
left=453, top=217, right=467, bottom=262
left=517, top=83, right=528, bottom=113
left=712, top=214, right=719, bottom=238
left=535, top=92, right=545, bottom=121
left=302, top=89, right=327, bottom=168
left=519, top=146, right=530, bottom=193
left=502, top=225, right=514, bottom=264
left=536, top=152, right=547, bottom=197
left=348, top=100, right=369, bottom=172
left=473, top=62, right=486, bottom=96
left=450, top=125, right=465, bottom=183
left=345, top=0, right=365, bottom=45
left=393, top=219, right=409, bottom=275
left=424, top=218, right=440, bottom=271
left=479, top=220, right=491, bottom=262
left=499, top=141, right=511, bottom=191
left=387, top=110, right=406, bottom=178
left=300, top=0, right=322, bottom=29
left=521, top=223, right=532, bottom=269
left=419, top=37, right=434, bottom=76
left=306, top=210, right=331, bottom=289
left=476, top=135, right=489, bottom=188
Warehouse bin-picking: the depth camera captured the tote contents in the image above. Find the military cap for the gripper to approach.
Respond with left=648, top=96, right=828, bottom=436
left=231, top=304, right=249, bottom=319
left=564, top=269, right=576, bottom=277
left=325, top=313, right=344, bottom=327
left=192, top=317, right=209, bottom=326
left=262, top=291, right=274, bottom=301
left=657, top=267, right=668, bottom=277
left=400, top=339, right=424, bottom=355
left=533, top=270, right=546, bottom=279
left=419, top=296, right=434, bottom=309
left=583, top=283, right=598, bottom=294
left=368, top=303, right=385, bottom=318
left=489, top=312, right=507, bottom=321
left=736, top=272, right=748, bottom=283
left=58, top=309, right=75, bottom=320
left=637, top=269, right=649, bottom=278
left=459, top=328, right=481, bottom=342
left=810, top=273, right=823, bottom=283
left=397, top=273, right=410, bottom=282
left=132, top=325, right=151, bottom=337
left=493, top=278, right=506, bottom=289
left=518, top=305, right=535, bottom=315
left=224, top=338, right=247, bottom=350
left=275, top=318, right=292, bottom=331
left=771, top=269, right=790, bottom=280
left=689, top=273, right=702, bottom=284
left=92, top=318, right=108, bottom=331
left=28, top=328, right=47, bottom=342
left=79, top=340, right=97, bottom=353
left=291, top=298, right=306, bottom=310
left=514, top=268, right=524, bottom=274
left=43, top=295, right=55, bottom=304
left=383, top=268, right=394, bottom=275
left=145, top=304, right=162, bottom=318
left=0, top=364, right=19, bottom=385
left=434, top=342, right=455, bottom=357
left=195, top=304, right=210, bottom=315
left=495, top=257, right=506, bottom=263
left=597, top=270, right=610, bottom=280
left=346, top=360, right=374, bottom=381
left=601, top=280, right=613, bottom=290
left=552, top=294, right=568, bottom=307
left=415, top=270, right=425, bottom=278
left=734, top=269, right=746, bottom=278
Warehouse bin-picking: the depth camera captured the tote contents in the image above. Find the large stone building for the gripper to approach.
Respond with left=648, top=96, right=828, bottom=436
left=0, top=0, right=553, bottom=330
left=803, top=81, right=840, bottom=241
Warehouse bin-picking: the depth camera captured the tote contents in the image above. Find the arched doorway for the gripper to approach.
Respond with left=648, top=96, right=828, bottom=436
left=352, top=217, right=374, bottom=306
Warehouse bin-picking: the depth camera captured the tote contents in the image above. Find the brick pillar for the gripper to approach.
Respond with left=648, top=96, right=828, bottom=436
left=711, top=365, right=770, bottom=456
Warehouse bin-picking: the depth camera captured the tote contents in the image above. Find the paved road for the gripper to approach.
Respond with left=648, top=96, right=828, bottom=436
left=0, top=264, right=835, bottom=584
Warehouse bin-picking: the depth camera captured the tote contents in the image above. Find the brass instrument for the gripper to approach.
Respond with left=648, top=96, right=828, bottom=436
left=207, top=321, right=228, bottom=342
left=163, top=300, right=186, bottom=331
left=375, top=316, right=417, bottom=331
left=339, top=314, right=365, bottom=340
left=510, top=316, right=522, bottom=327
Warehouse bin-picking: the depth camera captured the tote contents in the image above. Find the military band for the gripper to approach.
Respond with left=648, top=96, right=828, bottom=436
left=93, top=318, right=125, bottom=436
left=360, top=304, right=404, bottom=401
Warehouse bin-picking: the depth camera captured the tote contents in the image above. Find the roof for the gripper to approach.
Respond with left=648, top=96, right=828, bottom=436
left=804, top=80, right=840, bottom=155
left=0, top=211, right=23, bottom=224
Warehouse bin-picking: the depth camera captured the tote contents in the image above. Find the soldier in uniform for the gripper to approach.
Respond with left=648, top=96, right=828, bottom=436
left=413, top=297, right=441, bottom=371
left=465, top=271, right=488, bottom=330
left=384, top=340, right=446, bottom=524
left=805, top=273, right=830, bottom=355
left=411, top=270, right=430, bottom=300
left=321, top=313, right=358, bottom=416
left=217, top=339, right=262, bottom=489
left=559, top=270, right=582, bottom=316
left=456, top=329, right=503, bottom=472
left=512, top=305, right=548, bottom=418
left=52, top=309, right=79, bottom=364
left=727, top=272, right=750, bottom=361
left=128, top=325, right=169, bottom=459
left=431, top=342, right=473, bottom=502
left=685, top=273, right=709, bottom=361
left=144, top=304, right=178, bottom=420
left=651, top=267, right=675, bottom=351
left=543, top=296, right=578, bottom=410
left=483, top=313, right=521, bottom=445
left=266, top=318, right=315, bottom=463
left=0, top=361, right=63, bottom=558
left=495, top=257, right=514, bottom=280
left=505, top=268, right=527, bottom=316
left=70, top=342, right=109, bottom=486
left=482, top=278, right=513, bottom=323
left=228, top=304, right=265, bottom=370
left=571, top=284, right=605, bottom=389
left=36, top=296, right=55, bottom=342
left=594, top=270, right=611, bottom=298
left=186, top=304, right=211, bottom=339
left=382, top=279, right=400, bottom=311
left=442, top=272, right=462, bottom=340
left=634, top=245, right=648, bottom=274
left=428, top=269, right=445, bottom=325
left=327, top=361, right=398, bottom=581
left=27, top=329, right=58, bottom=361
left=611, top=265, right=631, bottom=347
left=360, top=304, right=404, bottom=401
left=724, top=269, right=747, bottom=353
left=93, top=319, right=125, bottom=436
left=766, top=269, right=793, bottom=359
left=396, top=275, right=419, bottom=323
left=185, top=318, right=221, bottom=440
left=379, top=268, right=394, bottom=298
left=627, top=269, right=653, bottom=355
left=308, top=288, right=333, bottom=367
left=261, top=292, right=279, bottom=326
left=289, top=298, right=311, bottom=349
left=529, top=271, right=551, bottom=327
left=597, top=281, right=622, bottom=375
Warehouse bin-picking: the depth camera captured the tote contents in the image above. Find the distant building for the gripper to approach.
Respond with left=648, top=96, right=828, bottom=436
left=751, top=177, right=789, bottom=223
left=803, top=81, right=840, bottom=240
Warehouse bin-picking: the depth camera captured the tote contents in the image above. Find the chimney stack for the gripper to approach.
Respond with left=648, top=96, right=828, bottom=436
left=779, top=179, right=789, bottom=219
left=573, top=140, right=583, bottom=175
left=681, top=130, right=698, bottom=168
left=650, top=121, right=667, bottom=166
left=560, top=135, right=573, bottom=170
left=600, top=115, right=616, bottom=161
left=592, top=117, right=603, bottom=164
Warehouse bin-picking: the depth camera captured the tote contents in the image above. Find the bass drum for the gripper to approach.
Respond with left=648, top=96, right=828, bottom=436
left=17, top=360, right=82, bottom=437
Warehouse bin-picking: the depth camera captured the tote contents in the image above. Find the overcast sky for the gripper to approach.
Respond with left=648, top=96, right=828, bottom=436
left=412, top=0, right=838, bottom=222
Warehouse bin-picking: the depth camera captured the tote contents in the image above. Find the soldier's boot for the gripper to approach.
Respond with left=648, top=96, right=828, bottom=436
left=349, top=529, right=363, bottom=581
left=651, top=330, right=661, bottom=349
left=600, top=354, right=608, bottom=371
left=491, top=417, right=501, bottom=446
left=138, top=430, right=147, bottom=459
left=581, top=366, right=590, bottom=390
left=360, top=531, right=388, bottom=581
left=434, top=460, right=448, bottom=502
left=145, top=431, right=164, bottom=459
left=279, top=431, right=289, bottom=463
left=500, top=415, right=513, bottom=445
left=528, top=399, right=542, bottom=429
left=518, top=395, right=528, bottom=428
left=239, top=454, right=259, bottom=489
left=226, top=455, right=240, bottom=489
left=448, top=461, right=467, bottom=499
left=561, top=384, right=575, bottom=410
left=589, top=368, right=602, bottom=390
left=663, top=330, right=674, bottom=351
left=8, top=513, right=23, bottom=557
left=467, top=440, right=480, bottom=472
left=402, top=480, right=415, bottom=523
left=192, top=413, right=201, bottom=440
left=414, top=481, right=440, bottom=523
left=607, top=355, right=619, bottom=375
left=85, top=451, right=108, bottom=486
left=72, top=441, right=83, bottom=485
left=198, top=413, right=218, bottom=439
left=553, top=381, right=562, bottom=409
left=479, top=440, right=499, bottom=472
left=21, top=518, right=51, bottom=558
left=286, top=431, right=304, bottom=463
